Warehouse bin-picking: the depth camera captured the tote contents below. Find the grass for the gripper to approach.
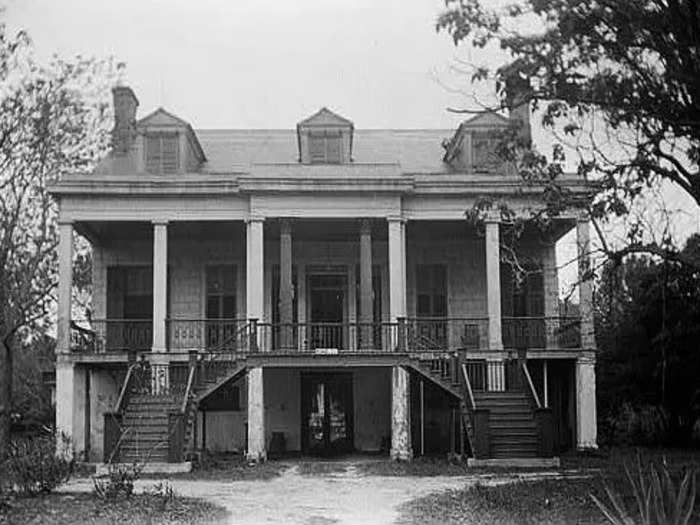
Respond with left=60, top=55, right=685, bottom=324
left=356, top=456, right=472, bottom=477
left=396, top=447, right=700, bottom=525
left=0, top=492, right=228, bottom=525
left=144, top=452, right=286, bottom=481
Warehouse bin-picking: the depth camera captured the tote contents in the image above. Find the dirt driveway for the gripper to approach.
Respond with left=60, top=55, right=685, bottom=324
left=61, top=463, right=576, bottom=524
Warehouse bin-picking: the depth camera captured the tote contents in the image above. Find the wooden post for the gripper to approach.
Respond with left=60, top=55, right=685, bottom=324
left=279, top=219, right=294, bottom=350
left=359, top=219, right=373, bottom=349
left=420, top=379, right=424, bottom=456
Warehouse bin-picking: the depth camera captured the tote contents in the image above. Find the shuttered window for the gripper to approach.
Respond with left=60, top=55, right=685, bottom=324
left=145, top=133, right=179, bottom=174
left=308, top=133, right=342, bottom=164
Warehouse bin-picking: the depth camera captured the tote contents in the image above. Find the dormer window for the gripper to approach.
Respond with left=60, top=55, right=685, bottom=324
left=309, top=131, right=342, bottom=164
left=297, top=107, right=353, bottom=164
left=145, top=132, right=179, bottom=174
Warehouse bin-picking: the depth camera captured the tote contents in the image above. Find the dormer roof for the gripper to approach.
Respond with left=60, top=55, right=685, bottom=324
left=457, top=111, right=510, bottom=129
left=137, top=107, right=206, bottom=164
left=297, top=107, right=354, bottom=128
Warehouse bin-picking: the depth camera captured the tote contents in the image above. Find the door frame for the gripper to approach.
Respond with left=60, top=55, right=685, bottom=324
left=300, top=371, right=354, bottom=456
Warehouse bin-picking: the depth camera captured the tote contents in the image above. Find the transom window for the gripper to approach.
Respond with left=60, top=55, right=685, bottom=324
left=145, top=133, right=179, bottom=174
left=309, top=132, right=342, bottom=164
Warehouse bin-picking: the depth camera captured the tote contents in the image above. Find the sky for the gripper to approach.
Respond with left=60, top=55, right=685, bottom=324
left=3, top=0, right=497, bottom=130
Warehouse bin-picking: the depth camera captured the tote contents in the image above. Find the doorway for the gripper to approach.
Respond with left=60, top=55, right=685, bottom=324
left=308, top=273, right=346, bottom=349
left=301, top=372, right=354, bottom=455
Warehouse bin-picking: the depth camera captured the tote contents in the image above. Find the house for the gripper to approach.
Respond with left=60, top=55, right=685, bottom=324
left=49, top=86, right=597, bottom=466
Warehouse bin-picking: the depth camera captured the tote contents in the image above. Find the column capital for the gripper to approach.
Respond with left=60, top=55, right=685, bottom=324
left=152, top=219, right=169, bottom=226
left=577, top=352, right=596, bottom=365
left=58, top=220, right=74, bottom=227
left=386, top=215, right=406, bottom=224
left=279, top=218, right=293, bottom=235
left=484, top=211, right=501, bottom=224
left=359, top=218, right=372, bottom=235
left=246, top=215, right=265, bottom=224
left=576, top=210, right=590, bottom=224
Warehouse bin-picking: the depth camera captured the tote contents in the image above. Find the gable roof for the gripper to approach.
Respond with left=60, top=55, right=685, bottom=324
left=297, top=107, right=354, bottom=128
left=136, top=107, right=191, bottom=128
left=459, top=111, right=510, bottom=128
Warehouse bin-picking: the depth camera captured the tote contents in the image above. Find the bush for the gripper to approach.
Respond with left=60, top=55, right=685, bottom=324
left=3, top=433, right=73, bottom=496
left=603, top=403, right=670, bottom=446
left=92, top=463, right=139, bottom=500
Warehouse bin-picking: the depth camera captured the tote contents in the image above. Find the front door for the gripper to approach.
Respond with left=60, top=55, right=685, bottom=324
left=301, top=373, right=354, bottom=455
left=308, top=274, right=345, bottom=349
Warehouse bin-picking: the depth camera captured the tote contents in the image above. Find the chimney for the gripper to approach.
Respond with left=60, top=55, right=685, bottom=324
left=504, top=74, right=531, bottom=146
left=112, top=86, right=139, bottom=155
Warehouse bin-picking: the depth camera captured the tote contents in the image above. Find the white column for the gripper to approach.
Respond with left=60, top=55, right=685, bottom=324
left=577, top=218, right=595, bottom=349
left=388, top=217, right=406, bottom=322
left=152, top=220, right=168, bottom=353
left=55, top=360, right=86, bottom=459
left=390, top=365, right=412, bottom=460
left=543, top=242, right=559, bottom=348
left=576, top=354, right=598, bottom=449
left=279, top=219, right=293, bottom=349
left=359, top=219, right=373, bottom=348
left=485, top=219, right=503, bottom=350
left=57, top=222, right=73, bottom=354
left=246, top=218, right=265, bottom=322
left=246, top=367, right=266, bottom=462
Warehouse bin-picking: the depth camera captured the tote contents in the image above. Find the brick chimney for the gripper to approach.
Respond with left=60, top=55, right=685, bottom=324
left=112, top=86, right=139, bottom=156
left=504, top=74, right=531, bottom=146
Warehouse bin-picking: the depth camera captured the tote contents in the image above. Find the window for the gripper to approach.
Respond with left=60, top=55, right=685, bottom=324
left=205, top=265, right=236, bottom=319
left=107, top=266, right=153, bottom=319
left=416, top=265, right=447, bottom=317
left=471, top=131, right=501, bottom=170
left=309, top=132, right=342, bottom=164
left=145, top=133, right=179, bottom=174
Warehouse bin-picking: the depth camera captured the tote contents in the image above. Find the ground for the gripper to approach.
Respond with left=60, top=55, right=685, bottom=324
left=5, top=449, right=698, bottom=524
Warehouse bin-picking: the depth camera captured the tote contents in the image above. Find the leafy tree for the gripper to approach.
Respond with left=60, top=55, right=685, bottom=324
left=0, top=24, right=115, bottom=456
left=437, top=0, right=700, bottom=269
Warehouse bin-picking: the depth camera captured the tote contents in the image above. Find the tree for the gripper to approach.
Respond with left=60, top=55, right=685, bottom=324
left=437, top=0, right=700, bottom=269
left=0, top=24, right=115, bottom=456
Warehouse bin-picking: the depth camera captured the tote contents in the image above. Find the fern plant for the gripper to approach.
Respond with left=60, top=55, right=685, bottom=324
left=591, top=459, right=696, bottom=525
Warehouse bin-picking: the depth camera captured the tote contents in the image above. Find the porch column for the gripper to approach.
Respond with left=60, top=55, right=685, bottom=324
left=388, top=217, right=406, bottom=321
left=543, top=242, right=559, bottom=349
left=577, top=218, right=595, bottom=349
left=55, top=360, right=86, bottom=459
left=279, top=219, right=294, bottom=349
left=575, top=354, right=598, bottom=449
left=390, top=365, right=412, bottom=460
left=57, top=221, right=73, bottom=354
left=246, top=218, right=265, bottom=347
left=246, top=367, right=266, bottom=461
left=151, top=220, right=169, bottom=393
left=485, top=218, right=503, bottom=350
left=359, top=219, right=373, bottom=349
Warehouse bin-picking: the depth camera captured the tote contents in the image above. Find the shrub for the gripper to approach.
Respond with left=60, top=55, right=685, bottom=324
left=591, top=460, right=697, bottom=525
left=92, top=463, right=139, bottom=500
left=146, top=481, right=176, bottom=510
left=4, top=433, right=73, bottom=496
left=604, top=403, right=670, bottom=446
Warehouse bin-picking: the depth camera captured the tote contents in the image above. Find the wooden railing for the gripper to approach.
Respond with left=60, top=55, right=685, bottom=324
left=502, top=316, right=581, bottom=349
left=166, top=318, right=248, bottom=352
left=70, top=319, right=152, bottom=353
left=406, top=317, right=489, bottom=351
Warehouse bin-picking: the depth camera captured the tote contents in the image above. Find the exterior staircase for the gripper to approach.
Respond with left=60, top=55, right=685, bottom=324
left=119, top=394, right=178, bottom=463
left=473, top=390, right=539, bottom=458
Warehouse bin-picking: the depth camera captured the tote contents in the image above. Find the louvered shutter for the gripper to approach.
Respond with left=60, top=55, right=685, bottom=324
left=145, top=135, right=162, bottom=174
left=326, top=136, right=341, bottom=163
left=161, top=134, right=179, bottom=173
left=309, top=135, right=326, bottom=163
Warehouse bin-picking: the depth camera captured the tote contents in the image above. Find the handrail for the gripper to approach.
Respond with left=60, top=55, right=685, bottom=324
left=521, top=361, right=542, bottom=409
left=206, top=321, right=251, bottom=354
left=461, top=363, right=477, bottom=410
left=115, top=363, right=138, bottom=413
left=180, top=364, right=196, bottom=414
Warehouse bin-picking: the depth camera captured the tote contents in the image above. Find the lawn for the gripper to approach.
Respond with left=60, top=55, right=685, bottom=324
left=396, top=447, right=700, bottom=525
left=0, top=492, right=228, bottom=525
left=142, top=452, right=286, bottom=481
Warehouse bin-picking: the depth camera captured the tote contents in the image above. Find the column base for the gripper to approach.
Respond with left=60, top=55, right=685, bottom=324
left=390, top=447, right=413, bottom=461
left=576, top=443, right=599, bottom=452
left=246, top=450, right=267, bottom=463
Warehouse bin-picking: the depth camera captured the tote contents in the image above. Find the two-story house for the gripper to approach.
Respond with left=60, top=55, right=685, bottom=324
left=50, top=86, right=597, bottom=467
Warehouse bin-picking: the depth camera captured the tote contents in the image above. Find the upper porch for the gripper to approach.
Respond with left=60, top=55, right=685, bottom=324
left=60, top=216, right=594, bottom=363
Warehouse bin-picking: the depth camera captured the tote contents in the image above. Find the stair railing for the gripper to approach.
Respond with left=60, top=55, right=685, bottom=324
left=520, top=361, right=542, bottom=409
left=460, top=361, right=491, bottom=459
left=169, top=352, right=199, bottom=462
left=461, top=363, right=477, bottom=411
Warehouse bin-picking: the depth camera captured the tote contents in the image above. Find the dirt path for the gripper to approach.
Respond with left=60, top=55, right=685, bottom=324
left=61, top=465, right=584, bottom=524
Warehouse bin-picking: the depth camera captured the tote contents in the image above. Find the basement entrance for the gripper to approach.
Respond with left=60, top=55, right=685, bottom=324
left=301, top=372, right=354, bottom=456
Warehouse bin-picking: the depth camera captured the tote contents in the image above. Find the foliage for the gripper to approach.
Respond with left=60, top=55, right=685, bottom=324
left=3, top=432, right=73, bottom=496
left=591, top=460, right=697, bottom=525
left=92, top=463, right=139, bottom=500
left=0, top=22, right=117, bottom=455
left=595, top=235, right=700, bottom=445
left=437, top=0, right=700, bottom=271
left=146, top=481, right=177, bottom=511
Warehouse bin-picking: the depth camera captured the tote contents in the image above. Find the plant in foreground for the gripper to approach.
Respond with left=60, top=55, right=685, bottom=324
left=591, top=459, right=696, bottom=525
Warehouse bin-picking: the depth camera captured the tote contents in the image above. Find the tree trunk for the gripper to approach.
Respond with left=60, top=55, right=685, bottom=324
left=0, top=337, right=13, bottom=458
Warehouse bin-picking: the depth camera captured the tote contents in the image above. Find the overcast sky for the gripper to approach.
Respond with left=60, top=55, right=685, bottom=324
left=4, top=0, right=499, bottom=129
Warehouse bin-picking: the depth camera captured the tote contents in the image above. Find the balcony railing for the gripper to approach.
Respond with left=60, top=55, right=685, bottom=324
left=406, top=317, right=489, bottom=352
left=70, top=319, right=152, bottom=353
left=501, top=316, right=581, bottom=349
left=166, top=318, right=249, bottom=352
left=256, top=322, right=399, bottom=353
